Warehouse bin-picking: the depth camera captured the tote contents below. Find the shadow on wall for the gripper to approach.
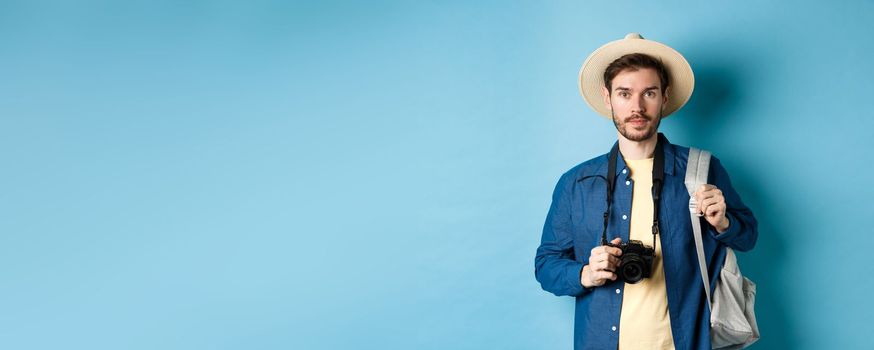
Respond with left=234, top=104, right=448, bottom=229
left=680, top=45, right=798, bottom=350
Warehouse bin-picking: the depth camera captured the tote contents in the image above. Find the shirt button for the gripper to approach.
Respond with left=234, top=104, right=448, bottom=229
left=622, top=169, right=627, bottom=174
left=616, top=289, right=621, bottom=294
left=622, top=214, right=628, bottom=220
left=612, top=326, right=617, bottom=331
left=625, top=180, right=631, bottom=186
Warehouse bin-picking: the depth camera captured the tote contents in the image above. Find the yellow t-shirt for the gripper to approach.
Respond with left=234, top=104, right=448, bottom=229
left=618, top=158, right=675, bottom=350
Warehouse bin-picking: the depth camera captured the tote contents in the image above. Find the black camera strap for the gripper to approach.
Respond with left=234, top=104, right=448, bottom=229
left=601, top=136, right=665, bottom=250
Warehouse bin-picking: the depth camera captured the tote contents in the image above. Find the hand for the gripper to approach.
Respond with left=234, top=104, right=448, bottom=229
left=694, top=184, right=730, bottom=233
left=581, top=237, right=623, bottom=288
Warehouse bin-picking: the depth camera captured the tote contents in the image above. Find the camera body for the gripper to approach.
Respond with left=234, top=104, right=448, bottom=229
left=606, top=239, right=655, bottom=284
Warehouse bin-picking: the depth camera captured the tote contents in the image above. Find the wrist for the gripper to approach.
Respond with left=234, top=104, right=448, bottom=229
left=580, top=265, right=592, bottom=288
left=715, top=216, right=730, bottom=233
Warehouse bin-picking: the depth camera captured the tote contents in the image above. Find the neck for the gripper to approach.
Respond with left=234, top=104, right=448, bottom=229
left=617, top=132, right=658, bottom=160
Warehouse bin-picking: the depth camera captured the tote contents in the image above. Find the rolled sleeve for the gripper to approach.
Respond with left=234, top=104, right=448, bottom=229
left=709, top=210, right=740, bottom=240
left=534, top=172, right=591, bottom=297
left=706, top=156, right=759, bottom=252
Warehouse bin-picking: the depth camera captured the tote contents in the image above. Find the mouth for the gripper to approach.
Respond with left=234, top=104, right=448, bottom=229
left=627, top=117, right=649, bottom=127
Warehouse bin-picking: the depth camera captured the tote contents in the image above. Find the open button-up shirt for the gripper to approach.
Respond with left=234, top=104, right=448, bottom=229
left=534, top=133, right=758, bottom=350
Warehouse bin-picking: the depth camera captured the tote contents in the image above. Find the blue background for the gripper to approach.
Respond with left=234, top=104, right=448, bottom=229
left=1, top=1, right=872, bottom=349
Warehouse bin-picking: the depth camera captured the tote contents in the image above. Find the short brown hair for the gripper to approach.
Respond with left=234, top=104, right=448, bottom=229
left=603, top=53, right=670, bottom=93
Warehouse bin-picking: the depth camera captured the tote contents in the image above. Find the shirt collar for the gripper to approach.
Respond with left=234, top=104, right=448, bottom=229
left=584, top=132, right=676, bottom=181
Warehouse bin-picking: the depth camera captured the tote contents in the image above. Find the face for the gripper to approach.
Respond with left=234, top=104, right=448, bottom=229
left=601, top=68, right=669, bottom=142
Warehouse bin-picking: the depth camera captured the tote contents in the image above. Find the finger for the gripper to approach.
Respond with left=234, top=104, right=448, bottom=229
left=697, top=190, right=717, bottom=202
left=590, top=270, right=607, bottom=284
left=701, top=201, right=718, bottom=217
left=596, top=260, right=611, bottom=272
left=696, top=196, right=708, bottom=216
left=595, top=260, right=610, bottom=271
left=699, top=195, right=723, bottom=216
left=698, top=184, right=716, bottom=193
left=705, top=204, right=718, bottom=218
left=700, top=196, right=721, bottom=209
left=694, top=190, right=710, bottom=211
left=595, top=253, right=618, bottom=269
left=597, top=270, right=616, bottom=282
left=707, top=208, right=721, bottom=218
left=592, top=245, right=608, bottom=256
left=704, top=203, right=725, bottom=220
left=695, top=185, right=719, bottom=204
left=591, top=253, right=609, bottom=268
left=707, top=202, right=726, bottom=218
left=698, top=188, right=722, bottom=202
left=588, top=255, right=600, bottom=269
left=697, top=191, right=722, bottom=212
left=590, top=278, right=604, bottom=287
left=592, top=238, right=623, bottom=259
left=606, top=255, right=621, bottom=267
left=586, top=269, right=604, bottom=286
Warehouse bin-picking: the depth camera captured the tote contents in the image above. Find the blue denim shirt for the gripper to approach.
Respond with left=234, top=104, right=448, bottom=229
left=534, top=133, right=758, bottom=350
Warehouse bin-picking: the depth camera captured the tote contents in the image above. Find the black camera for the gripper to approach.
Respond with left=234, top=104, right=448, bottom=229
left=606, top=239, right=655, bottom=284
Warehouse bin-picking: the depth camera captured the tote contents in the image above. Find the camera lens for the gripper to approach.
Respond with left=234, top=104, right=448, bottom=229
left=620, top=255, right=644, bottom=283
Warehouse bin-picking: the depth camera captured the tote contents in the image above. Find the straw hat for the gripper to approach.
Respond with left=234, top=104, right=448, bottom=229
left=579, top=33, right=695, bottom=119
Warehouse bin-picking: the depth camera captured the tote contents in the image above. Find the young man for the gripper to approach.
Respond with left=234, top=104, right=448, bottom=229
left=534, top=33, right=758, bottom=350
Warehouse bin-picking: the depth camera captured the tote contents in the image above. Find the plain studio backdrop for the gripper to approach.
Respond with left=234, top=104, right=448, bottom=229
left=1, top=1, right=872, bottom=349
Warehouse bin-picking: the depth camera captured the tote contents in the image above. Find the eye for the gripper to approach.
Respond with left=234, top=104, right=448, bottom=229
left=645, top=91, right=656, bottom=98
left=618, top=92, right=630, bottom=98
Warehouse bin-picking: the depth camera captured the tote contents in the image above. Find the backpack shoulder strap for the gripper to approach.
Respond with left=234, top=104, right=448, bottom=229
left=685, top=147, right=713, bottom=310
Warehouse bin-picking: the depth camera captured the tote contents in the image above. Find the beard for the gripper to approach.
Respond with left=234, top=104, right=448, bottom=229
left=612, top=111, right=661, bottom=142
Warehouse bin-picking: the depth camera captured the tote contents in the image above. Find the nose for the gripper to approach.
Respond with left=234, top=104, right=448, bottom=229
left=631, top=95, right=646, bottom=114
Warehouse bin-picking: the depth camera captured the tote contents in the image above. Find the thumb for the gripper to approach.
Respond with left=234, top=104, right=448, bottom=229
left=610, top=237, right=622, bottom=245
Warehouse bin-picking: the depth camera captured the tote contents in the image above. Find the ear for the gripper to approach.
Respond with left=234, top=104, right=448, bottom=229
left=601, top=86, right=612, bottom=111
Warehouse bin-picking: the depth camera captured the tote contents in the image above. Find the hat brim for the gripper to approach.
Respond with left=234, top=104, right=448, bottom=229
left=579, top=35, right=695, bottom=119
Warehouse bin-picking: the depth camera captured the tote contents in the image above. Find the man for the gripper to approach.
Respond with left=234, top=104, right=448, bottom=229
left=534, top=33, right=758, bottom=350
